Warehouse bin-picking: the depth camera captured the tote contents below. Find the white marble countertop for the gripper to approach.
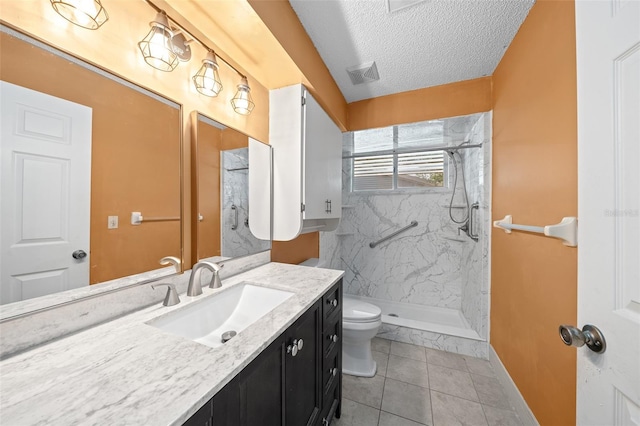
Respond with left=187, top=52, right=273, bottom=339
left=0, top=262, right=343, bottom=426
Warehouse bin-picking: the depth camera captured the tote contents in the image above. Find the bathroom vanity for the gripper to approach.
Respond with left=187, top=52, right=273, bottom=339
left=0, top=263, right=343, bottom=426
left=189, top=279, right=342, bottom=426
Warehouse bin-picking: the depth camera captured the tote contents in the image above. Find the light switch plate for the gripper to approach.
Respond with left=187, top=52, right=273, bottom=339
left=108, top=216, right=118, bottom=229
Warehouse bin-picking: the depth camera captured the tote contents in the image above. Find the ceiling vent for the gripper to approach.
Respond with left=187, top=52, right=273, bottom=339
left=346, top=61, right=380, bottom=85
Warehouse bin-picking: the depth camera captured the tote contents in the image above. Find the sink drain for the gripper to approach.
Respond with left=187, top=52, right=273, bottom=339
left=221, top=330, right=237, bottom=343
left=388, top=313, right=399, bottom=317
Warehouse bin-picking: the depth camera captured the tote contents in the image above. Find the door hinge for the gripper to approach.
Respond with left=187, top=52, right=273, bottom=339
left=301, top=203, right=305, bottom=212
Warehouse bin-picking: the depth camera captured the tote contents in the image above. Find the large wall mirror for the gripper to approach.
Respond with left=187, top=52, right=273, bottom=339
left=191, top=113, right=271, bottom=263
left=0, top=27, right=182, bottom=309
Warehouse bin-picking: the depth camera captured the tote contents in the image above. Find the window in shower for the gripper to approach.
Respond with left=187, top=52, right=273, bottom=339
left=346, top=120, right=449, bottom=192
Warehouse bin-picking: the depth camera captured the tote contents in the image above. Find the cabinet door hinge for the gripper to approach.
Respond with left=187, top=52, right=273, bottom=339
left=301, top=203, right=306, bottom=212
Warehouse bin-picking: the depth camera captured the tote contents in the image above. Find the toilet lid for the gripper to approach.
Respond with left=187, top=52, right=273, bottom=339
left=343, top=297, right=382, bottom=323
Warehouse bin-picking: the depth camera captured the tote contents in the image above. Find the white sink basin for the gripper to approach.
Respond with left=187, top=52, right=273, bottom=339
left=147, top=283, right=294, bottom=348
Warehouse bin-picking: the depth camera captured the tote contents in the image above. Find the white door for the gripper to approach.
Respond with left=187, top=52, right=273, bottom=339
left=576, top=0, right=640, bottom=424
left=0, top=81, right=92, bottom=304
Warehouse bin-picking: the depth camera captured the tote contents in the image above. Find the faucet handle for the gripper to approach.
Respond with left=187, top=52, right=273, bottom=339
left=209, top=266, right=223, bottom=289
left=152, top=283, right=180, bottom=306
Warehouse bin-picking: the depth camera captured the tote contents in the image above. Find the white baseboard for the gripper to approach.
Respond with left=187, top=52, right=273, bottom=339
left=489, top=345, right=539, bottom=426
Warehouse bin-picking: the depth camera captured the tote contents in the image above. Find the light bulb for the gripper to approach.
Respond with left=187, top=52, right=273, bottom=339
left=231, top=77, right=255, bottom=115
left=50, top=0, right=109, bottom=30
left=192, top=51, right=223, bottom=97
left=138, top=12, right=179, bottom=72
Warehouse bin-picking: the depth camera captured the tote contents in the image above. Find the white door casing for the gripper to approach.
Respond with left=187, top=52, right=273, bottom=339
left=0, top=81, right=92, bottom=304
left=576, top=0, right=640, bottom=424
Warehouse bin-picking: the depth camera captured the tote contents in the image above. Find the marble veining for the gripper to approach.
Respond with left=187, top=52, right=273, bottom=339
left=321, top=112, right=491, bottom=352
left=0, top=251, right=270, bottom=358
left=0, top=262, right=343, bottom=425
left=221, top=148, right=270, bottom=258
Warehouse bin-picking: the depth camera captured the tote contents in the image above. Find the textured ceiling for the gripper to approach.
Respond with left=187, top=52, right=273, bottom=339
left=289, top=0, right=534, bottom=102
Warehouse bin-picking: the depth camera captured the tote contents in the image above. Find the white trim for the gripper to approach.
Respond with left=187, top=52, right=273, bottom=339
left=489, top=345, right=539, bottom=426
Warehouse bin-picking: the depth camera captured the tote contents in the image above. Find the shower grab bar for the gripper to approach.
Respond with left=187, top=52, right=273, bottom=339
left=370, top=221, right=418, bottom=248
left=493, top=215, right=577, bottom=247
left=468, top=202, right=480, bottom=242
left=231, top=205, right=238, bottom=230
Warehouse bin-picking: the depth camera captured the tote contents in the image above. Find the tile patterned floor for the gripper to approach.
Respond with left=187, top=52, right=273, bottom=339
left=334, top=338, right=522, bottom=426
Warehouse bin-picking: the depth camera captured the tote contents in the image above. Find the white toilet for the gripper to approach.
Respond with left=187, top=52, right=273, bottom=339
left=341, top=295, right=382, bottom=377
left=299, top=258, right=382, bottom=378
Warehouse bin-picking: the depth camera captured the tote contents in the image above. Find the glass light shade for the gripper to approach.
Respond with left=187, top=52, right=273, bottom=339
left=192, top=52, right=223, bottom=97
left=137, top=12, right=179, bottom=72
left=231, top=77, right=255, bottom=115
left=50, top=0, right=109, bottom=30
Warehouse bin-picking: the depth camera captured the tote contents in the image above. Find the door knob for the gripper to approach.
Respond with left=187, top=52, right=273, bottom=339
left=559, top=324, right=606, bottom=353
left=72, top=250, right=87, bottom=260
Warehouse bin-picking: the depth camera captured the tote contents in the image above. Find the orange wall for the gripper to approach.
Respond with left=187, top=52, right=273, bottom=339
left=193, top=117, right=222, bottom=260
left=347, top=77, right=492, bottom=131
left=271, top=233, right=319, bottom=265
left=491, top=1, right=578, bottom=424
left=1, top=33, right=181, bottom=284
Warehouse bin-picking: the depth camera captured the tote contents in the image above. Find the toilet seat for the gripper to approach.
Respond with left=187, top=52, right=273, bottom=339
left=343, top=297, right=382, bottom=323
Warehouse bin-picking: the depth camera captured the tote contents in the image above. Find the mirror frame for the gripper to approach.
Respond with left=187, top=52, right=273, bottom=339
left=0, top=24, right=184, bottom=321
left=190, top=111, right=272, bottom=267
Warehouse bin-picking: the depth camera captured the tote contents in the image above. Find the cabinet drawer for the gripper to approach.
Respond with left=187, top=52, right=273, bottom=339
left=318, top=397, right=339, bottom=426
left=323, top=282, right=341, bottom=319
left=322, top=351, right=340, bottom=395
left=323, top=314, right=341, bottom=357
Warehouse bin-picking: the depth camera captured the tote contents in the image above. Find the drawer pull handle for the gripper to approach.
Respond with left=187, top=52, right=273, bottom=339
left=327, top=299, right=338, bottom=307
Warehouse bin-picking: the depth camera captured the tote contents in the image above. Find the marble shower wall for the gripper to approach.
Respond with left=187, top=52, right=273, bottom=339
left=459, top=113, right=491, bottom=339
left=221, top=149, right=270, bottom=258
left=321, top=112, right=491, bottom=337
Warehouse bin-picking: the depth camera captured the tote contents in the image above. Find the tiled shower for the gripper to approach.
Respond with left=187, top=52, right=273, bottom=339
left=321, top=112, right=491, bottom=358
left=221, top=148, right=271, bottom=258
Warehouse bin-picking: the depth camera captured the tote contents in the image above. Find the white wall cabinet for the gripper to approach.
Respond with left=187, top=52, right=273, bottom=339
left=270, top=84, right=342, bottom=241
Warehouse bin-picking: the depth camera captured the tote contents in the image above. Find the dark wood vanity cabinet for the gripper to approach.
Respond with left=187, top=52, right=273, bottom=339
left=184, top=280, right=342, bottom=426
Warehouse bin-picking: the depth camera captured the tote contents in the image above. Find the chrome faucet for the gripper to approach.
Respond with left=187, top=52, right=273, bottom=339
left=187, top=261, right=224, bottom=296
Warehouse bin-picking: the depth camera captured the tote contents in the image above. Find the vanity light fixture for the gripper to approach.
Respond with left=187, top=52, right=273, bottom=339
left=137, top=11, right=179, bottom=72
left=192, top=50, right=223, bottom=97
left=231, top=77, right=255, bottom=115
left=50, top=0, right=109, bottom=30
left=139, top=0, right=255, bottom=115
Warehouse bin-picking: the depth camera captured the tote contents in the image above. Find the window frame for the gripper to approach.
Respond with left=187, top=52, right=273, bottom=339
left=348, top=126, right=450, bottom=194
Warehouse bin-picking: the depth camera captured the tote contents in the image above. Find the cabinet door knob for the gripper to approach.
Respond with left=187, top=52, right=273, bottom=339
left=328, top=334, right=338, bottom=343
left=287, top=344, right=298, bottom=357
left=288, top=338, right=304, bottom=356
left=329, top=367, right=337, bottom=377
left=327, top=298, right=338, bottom=307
